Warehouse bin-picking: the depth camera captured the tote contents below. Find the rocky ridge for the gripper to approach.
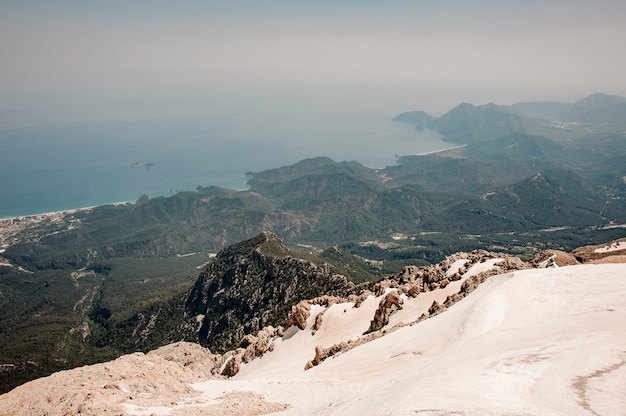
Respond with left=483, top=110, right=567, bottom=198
left=178, top=245, right=535, bottom=377
left=195, top=237, right=626, bottom=375
left=180, top=232, right=356, bottom=352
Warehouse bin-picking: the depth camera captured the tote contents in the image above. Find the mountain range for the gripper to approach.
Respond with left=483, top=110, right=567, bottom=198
left=0, top=93, right=625, bottom=395
left=394, top=92, right=626, bottom=141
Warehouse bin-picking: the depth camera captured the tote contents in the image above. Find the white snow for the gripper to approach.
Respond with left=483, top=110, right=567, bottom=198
left=594, top=240, right=626, bottom=253
left=446, top=258, right=468, bottom=276
left=187, top=263, right=626, bottom=415
left=537, top=252, right=558, bottom=268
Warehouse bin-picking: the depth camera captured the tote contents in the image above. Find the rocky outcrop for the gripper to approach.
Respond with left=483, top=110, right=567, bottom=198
left=285, top=301, right=312, bottom=330
left=360, top=250, right=531, bottom=301
left=571, top=238, right=626, bottom=263
left=364, top=291, right=404, bottom=334
left=531, top=249, right=579, bottom=267
left=183, top=232, right=356, bottom=352
left=213, top=325, right=280, bottom=377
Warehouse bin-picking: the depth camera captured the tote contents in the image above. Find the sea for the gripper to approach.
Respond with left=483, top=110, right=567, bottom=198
left=0, top=107, right=451, bottom=219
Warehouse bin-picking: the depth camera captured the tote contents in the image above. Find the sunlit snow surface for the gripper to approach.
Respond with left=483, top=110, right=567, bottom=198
left=157, top=263, right=626, bottom=416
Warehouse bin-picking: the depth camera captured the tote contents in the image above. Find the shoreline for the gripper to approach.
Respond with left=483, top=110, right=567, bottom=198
left=417, top=143, right=468, bottom=156
left=0, top=201, right=135, bottom=222
left=1, top=201, right=137, bottom=253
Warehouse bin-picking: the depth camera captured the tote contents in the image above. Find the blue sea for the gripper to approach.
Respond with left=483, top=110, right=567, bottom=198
left=0, top=110, right=450, bottom=218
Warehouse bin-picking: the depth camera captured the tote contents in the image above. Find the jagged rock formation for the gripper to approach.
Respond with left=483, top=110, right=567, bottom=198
left=182, top=232, right=356, bottom=352
left=196, top=238, right=626, bottom=374
left=189, top=247, right=532, bottom=377
left=364, top=291, right=404, bottom=334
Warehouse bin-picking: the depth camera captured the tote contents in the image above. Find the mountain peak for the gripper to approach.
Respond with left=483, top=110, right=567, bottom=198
left=428, top=101, right=526, bottom=142
left=575, top=92, right=626, bottom=105
left=183, top=233, right=355, bottom=352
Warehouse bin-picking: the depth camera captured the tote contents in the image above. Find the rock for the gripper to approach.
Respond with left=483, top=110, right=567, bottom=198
left=444, top=293, right=462, bottom=307
left=312, top=312, right=324, bottom=332
left=399, top=265, right=420, bottom=284
left=221, top=356, right=240, bottom=377
left=428, top=300, right=446, bottom=316
left=276, top=326, right=285, bottom=337
left=497, top=257, right=532, bottom=271
left=285, top=301, right=311, bottom=330
left=364, top=291, right=404, bottom=334
left=449, top=272, right=462, bottom=281
left=407, top=285, right=421, bottom=298
left=352, top=291, right=371, bottom=308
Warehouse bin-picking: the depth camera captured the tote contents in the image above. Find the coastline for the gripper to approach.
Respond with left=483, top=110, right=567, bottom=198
left=0, top=201, right=135, bottom=255
left=0, top=200, right=135, bottom=222
left=0, top=207, right=93, bottom=222
left=417, top=143, right=468, bottom=156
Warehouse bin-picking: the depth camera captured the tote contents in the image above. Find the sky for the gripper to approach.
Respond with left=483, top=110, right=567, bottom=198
left=1, top=0, right=626, bottom=125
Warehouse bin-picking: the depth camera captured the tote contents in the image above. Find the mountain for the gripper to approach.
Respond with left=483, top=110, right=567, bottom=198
left=86, top=232, right=360, bottom=355
left=182, top=232, right=356, bottom=352
left=427, top=102, right=528, bottom=142
left=562, top=92, right=626, bottom=123
left=508, top=100, right=572, bottom=121
left=510, top=92, right=626, bottom=124
left=1, top=238, right=625, bottom=415
left=394, top=94, right=626, bottom=144
left=391, top=110, right=434, bottom=127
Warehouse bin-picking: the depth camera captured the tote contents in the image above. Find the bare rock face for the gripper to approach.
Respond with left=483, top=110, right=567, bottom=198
left=240, top=326, right=277, bottom=363
left=285, top=301, right=312, bottom=330
left=312, top=312, right=324, bottom=332
left=428, top=300, right=446, bottom=316
left=184, top=232, right=356, bottom=352
left=221, top=356, right=241, bottom=377
left=364, top=291, right=404, bottom=334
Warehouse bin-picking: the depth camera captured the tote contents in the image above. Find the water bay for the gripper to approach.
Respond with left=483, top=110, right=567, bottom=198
left=0, top=111, right=449, bottom=218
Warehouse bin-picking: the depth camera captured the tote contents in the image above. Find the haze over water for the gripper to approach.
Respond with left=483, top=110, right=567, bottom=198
left=2, top=1, right=625, bottom=218
left=0, top=90, right=450, bottom=218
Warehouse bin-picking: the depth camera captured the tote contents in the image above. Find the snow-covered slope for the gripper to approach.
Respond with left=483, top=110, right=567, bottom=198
left=191, top=263, right=626, bottom=416
left=1, top=259, right=625, bottom=415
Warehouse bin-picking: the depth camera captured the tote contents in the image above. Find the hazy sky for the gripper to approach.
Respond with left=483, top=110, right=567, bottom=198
left=1, top=0, right=625, bottom=124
